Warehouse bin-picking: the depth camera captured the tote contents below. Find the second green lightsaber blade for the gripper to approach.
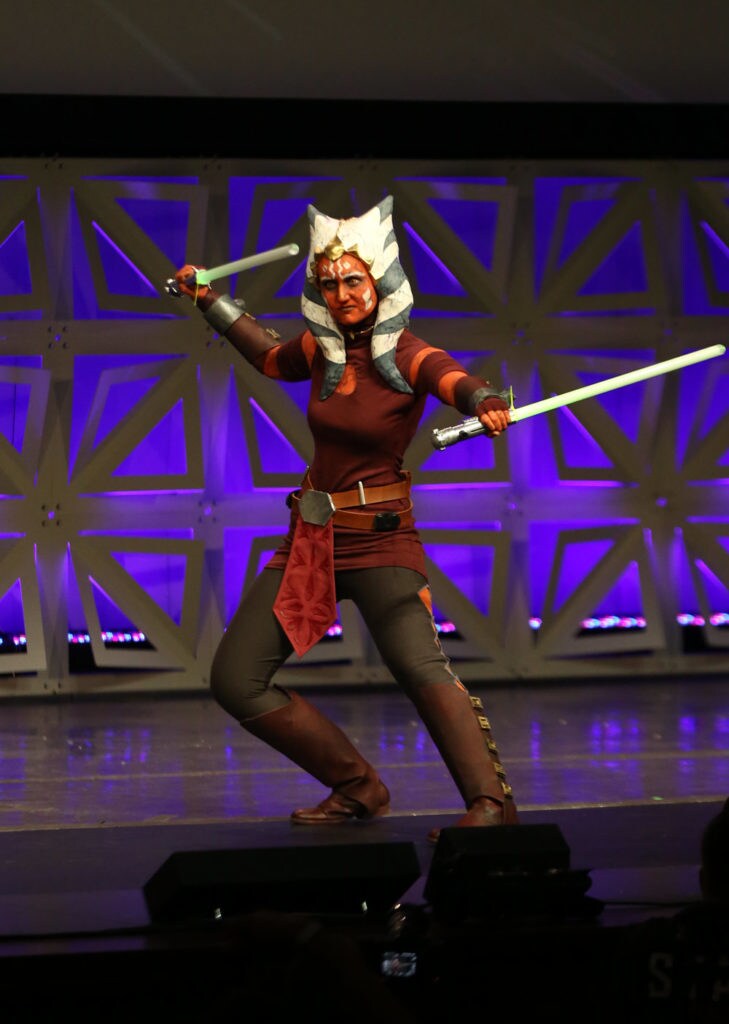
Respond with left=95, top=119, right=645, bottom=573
left=431, top=343, right=726, bottom=450
left=194, top=243, right=300, bottom=286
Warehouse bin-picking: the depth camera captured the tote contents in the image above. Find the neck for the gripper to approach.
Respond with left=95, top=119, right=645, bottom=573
left=343, top=309, right=377, bottom=338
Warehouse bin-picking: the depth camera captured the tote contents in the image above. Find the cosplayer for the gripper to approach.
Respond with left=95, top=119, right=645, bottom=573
left=174, top=196, right=518, bottom=842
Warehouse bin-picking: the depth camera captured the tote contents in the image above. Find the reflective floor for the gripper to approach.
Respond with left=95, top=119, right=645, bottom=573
left=0, top=675, right=726, bottom=899
left=0, top=676, right=727, bottom=1022
left=0, top=676, right=726, bottom=832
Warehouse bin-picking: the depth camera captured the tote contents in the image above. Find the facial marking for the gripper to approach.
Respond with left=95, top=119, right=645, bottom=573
left=315, top=252, right=378, bottom=327
left=319, top=259, right=338, bottom=280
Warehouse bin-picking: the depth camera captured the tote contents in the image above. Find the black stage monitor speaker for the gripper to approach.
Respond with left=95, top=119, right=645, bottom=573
left=144, top=841, right=421, bottom=924
left=424, top=823, right=597, bottom=921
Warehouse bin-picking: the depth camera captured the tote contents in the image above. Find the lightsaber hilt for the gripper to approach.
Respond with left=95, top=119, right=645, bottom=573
left=165, top=243, right=300, bottom=297
left=431, top=387, right=514, bottom=450
left=431, top=344, right=727, bottom=450
left=432, top=416, right=495, bottom=450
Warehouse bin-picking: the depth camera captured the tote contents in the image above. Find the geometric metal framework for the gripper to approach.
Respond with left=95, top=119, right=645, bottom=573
left=0, top=157, right=727, bottom=697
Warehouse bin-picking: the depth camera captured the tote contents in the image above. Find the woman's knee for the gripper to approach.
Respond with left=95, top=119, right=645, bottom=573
left=209, top=621, right=290, bottom=720
left=209, top=652, right=269, bottom=720
left=209, top=640, right=245, bottom=711
left=209, top=569, right=287, bottom=709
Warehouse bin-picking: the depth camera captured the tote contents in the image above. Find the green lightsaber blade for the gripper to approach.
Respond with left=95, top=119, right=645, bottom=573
left=431, top=344, right=726, bottom=450
left=194, top=243, right=300, bottom=285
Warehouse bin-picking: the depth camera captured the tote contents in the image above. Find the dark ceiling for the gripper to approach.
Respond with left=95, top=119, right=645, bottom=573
left=5, top=0, right=729, bottom=159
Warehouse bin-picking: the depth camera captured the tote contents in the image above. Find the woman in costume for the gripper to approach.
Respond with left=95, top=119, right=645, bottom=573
left=174, top=196, right=517, bottom=842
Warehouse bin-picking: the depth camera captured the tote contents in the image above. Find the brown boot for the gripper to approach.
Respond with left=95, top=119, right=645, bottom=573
left=408, top=682, right=518, bottom=845
left=242, top=690, right=390, bottom=825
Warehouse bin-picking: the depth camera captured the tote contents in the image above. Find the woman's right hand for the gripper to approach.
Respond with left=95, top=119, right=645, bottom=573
left=174, top=264, right=211, bottom=301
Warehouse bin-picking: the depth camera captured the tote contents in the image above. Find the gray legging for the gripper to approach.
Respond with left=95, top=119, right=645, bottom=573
left=210, top=565, right=461, bottom=722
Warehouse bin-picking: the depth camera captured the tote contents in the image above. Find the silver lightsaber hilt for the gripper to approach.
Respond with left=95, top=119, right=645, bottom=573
left=432, top=386, right=514, bottom=449
left=431, top=417, right=490, bottom=450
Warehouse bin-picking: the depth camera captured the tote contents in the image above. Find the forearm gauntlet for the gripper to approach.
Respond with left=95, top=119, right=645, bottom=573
left=453, top=377, right=510, bottom=417
left=199, top=292, right=281, bottom=366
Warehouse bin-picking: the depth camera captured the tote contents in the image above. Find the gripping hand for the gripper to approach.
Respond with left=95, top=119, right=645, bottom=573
left=165, top=265, right=211, bottom=302
left=474, top=390, right=512, bottom=438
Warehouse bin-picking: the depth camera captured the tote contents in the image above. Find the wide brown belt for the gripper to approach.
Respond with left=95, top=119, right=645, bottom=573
left=290, top=472, right=414, bottom=532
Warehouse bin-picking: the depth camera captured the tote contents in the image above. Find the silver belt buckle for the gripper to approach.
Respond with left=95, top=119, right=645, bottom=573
left=299, top=489, right=336, bottom=526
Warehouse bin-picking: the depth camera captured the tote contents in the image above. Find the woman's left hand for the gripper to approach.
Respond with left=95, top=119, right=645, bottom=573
left=478, top=404, right=511, bottom=437
left=475, top=393, right=509, bottom=434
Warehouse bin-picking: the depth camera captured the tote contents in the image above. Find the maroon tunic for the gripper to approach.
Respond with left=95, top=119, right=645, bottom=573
left=261, top=326, right=492, bottom=577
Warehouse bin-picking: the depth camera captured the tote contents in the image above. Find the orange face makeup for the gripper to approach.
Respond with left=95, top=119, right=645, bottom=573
left=315, top=254, right=377, bottom=327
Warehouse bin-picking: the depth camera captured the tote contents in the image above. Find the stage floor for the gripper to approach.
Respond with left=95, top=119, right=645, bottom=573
left=0, top=675, right=726, bottom=1020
